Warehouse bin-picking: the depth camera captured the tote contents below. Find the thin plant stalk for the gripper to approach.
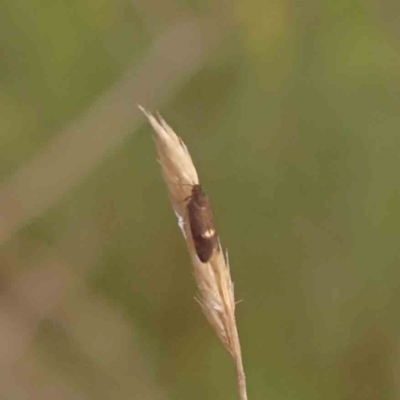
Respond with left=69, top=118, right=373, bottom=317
left=140, top=107, right=248, bottom=400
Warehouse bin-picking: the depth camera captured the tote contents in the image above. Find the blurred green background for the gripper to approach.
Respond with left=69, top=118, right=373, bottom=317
left=1, top=1, right=400, bottom=399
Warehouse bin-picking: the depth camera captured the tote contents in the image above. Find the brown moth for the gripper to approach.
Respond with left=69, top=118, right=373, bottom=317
left=186, top=184, right=219, bottom=263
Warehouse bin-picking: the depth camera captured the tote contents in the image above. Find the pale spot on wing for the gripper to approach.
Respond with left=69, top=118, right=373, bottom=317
left=201, top=228, right=215, bottom=238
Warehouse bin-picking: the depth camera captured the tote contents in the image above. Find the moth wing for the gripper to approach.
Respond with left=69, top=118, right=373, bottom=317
left=187, top=196, right=217, bottom=262
left=194, top=236, right=215, bottom=262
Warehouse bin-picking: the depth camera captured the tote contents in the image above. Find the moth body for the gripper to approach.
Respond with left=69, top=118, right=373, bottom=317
left=187, top=184, right=218, bottom=263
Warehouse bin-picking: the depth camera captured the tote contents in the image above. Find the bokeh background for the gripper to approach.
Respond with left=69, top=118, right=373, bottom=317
left=1, top=1, right=400, bottom=399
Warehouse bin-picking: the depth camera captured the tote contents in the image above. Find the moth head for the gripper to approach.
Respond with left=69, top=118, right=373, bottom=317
left=191, top=184, right=208, bottom=206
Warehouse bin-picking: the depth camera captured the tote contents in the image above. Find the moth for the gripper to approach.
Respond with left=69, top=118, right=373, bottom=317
left=186, top=184, right=219, bottom=263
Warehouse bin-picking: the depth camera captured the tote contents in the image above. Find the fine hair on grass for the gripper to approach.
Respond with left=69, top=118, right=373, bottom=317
left=140, top=107, right=248, bottom=400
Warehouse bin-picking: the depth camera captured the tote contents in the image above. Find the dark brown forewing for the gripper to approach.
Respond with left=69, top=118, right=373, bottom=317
left=187, top=185, right=218, bottom=263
